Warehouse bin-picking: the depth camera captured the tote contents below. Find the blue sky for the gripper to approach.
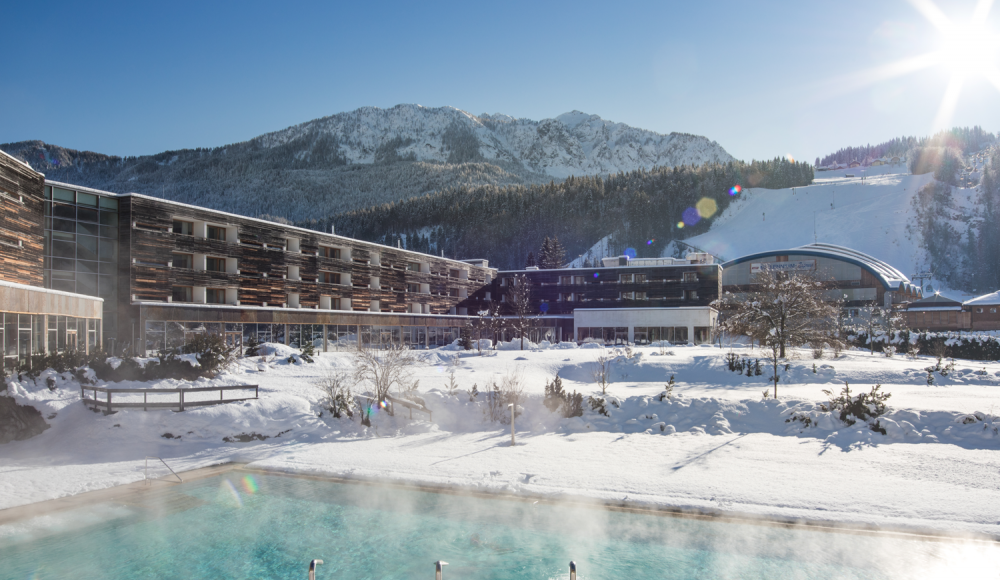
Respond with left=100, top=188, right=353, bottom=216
left=3, top=0, right=998, bottom=162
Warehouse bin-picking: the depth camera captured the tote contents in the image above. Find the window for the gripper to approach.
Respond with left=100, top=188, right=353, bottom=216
left=449, top=288, right=460, bottom=297
left=976, top=307, right=984, bottom=313
left=173, top=220, right=194, bottom=236
left=559, top=293, right=574, bottom=302
left=559, top=276, right=573, bottom=285
left=449, top=269, right=460, bottom=278
left=683, top=272, right=698, bottom=282
left=619, top=274, right=633, bottom=283
left=319, top=271, right=341, bottom=285
left=573, top=276, right=586, bottom=285
left=172, top=286, right=193, bottom=303
left=207, top=225, right=226, bottom=241
left=848, top=308, right=860, bottom=317
left=206, top=288, right=226, bottom=304
left=687, top=290, right=698, bottom=300
left=619, top=292, right=633, bottom=300
left=993, top=308, right=998, bottom=314
left=634, top=291, right=647, bottom=300
left=407, top=283, right=419, bottom=293
left=320, top=246, right=341, bottom=259
left=173, top=253, right=193, bottom=269
left=206, top=257, right=226, bottom=272
left=407, top=261, right=421, bottom=272
left=634, top=274, right=647, bottom=283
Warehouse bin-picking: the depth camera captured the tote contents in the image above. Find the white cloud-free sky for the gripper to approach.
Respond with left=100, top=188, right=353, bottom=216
left=2, top=0, right=998, bottom=163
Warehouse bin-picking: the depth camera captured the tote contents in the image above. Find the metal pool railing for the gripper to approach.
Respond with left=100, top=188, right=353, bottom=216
left=81, top=384, right=259, bottom=413
left=307, top=559, right=578, bottom=579
left=144, top=456, right=183, bottom=484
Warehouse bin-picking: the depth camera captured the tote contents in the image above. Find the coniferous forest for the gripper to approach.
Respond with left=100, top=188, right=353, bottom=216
left=315, top=158, right=814, bottom=270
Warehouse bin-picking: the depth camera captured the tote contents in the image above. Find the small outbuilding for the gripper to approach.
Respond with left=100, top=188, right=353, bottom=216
left=905, top=294, right=970, bottom=331
left=964, top=291, right=1000, bottom=330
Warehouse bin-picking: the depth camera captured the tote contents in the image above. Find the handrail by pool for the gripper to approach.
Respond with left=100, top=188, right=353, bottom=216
left=81, top=384, right=259, bottom=413
left=144, top=456, right=183, bottom=484
left=308, top=559, right=323, bottom=580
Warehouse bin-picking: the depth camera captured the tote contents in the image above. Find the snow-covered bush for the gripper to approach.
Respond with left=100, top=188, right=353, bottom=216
left=244, top=334, right=262, bottom=357
left=821, top=382, right=892, bottom=434
left=315, top=369, right=353, bottom=419
left=588, top=395, right=610, bottom=417
left=543, top=375, right=583, bottom=418
left=181, top=334, right=238, bottom=375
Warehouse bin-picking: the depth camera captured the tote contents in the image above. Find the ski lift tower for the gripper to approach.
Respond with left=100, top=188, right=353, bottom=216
left=912, top=271, right=934, bottom=294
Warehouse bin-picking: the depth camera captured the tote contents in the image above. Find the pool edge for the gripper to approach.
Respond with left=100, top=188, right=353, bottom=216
left=2, top=461, right=998, bottom=547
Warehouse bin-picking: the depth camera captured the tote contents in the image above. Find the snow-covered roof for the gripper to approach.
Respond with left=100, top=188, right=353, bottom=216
left=964, top=291, right=1000, bottom=306
left=722, top=243, right=911, bottom=290
left=906, top=294, right=963, bottom=310
left=0, top=149, right=40, bottom=174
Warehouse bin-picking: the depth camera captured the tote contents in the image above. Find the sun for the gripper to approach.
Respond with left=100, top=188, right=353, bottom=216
left=819, top=0, right=1000, bottom=131
left=937, top=18, right=999, bottom=77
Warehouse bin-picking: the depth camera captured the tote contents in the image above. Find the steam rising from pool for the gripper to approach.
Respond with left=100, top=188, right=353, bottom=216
left=1, top=473, right=997, bottom=579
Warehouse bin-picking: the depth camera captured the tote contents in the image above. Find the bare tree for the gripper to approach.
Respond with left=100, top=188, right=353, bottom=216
left=470, top=304, right=504, bottom=353
left=593, top=353, right=612, bottom=394
left=715, top=269, right=841, bottom=361
left=485, top=368, right=525, bottom=423
left=353, top=343, right=420, bottom=423
left=504, top=274, right=534, bottom=350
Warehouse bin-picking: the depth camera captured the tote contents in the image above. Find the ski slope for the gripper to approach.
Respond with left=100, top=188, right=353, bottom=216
left=682, top=164, right=978, bottom=299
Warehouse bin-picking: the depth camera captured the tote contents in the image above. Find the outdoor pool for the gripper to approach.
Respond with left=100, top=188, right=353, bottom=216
left=0, top=472, right=996, bottom=579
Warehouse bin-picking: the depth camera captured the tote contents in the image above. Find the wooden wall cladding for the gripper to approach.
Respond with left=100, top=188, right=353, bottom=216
left=0, top=154, right=45, bottom=287
left=121, top=195, right=495, bottom=317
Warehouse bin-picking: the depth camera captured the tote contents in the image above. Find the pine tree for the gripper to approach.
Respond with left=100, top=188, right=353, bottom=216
left=546, top=237, right=567, bottom=269
left=525, top=251, right=536, bottom=268
left=537, top=237, right=551, bottom=269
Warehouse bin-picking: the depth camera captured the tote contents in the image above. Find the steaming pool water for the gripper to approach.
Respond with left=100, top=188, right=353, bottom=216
left=1, top=472, right=996, bottom=580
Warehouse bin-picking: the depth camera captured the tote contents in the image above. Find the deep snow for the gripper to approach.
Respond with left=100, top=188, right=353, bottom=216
left=2, top=342, right=1000, bottom=539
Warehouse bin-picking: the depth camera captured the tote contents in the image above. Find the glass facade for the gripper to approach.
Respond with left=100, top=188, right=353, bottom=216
left=1, top=312, right=99, bottom=369
left=43, top=186, right=119, bottom=343
left=143, top=321, right=468, bottom=354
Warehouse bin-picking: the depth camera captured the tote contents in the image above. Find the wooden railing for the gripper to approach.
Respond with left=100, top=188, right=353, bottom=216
left=81, top=384, right=259, bottom=413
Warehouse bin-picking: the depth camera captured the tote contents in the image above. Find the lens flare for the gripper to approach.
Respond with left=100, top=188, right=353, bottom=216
left=695, top=198, right=718, bottom=219
left=676, top=221, right=685, bottom=229
left=646, top=239, right=655, bottom=245
left=242, top=475, right=258, bottom=495
left=786, top=154, right=795, bottom=163
left=539, top=302, right=550, bottom=313
left=222, top=479, right=243, bottom=507
left=593, top=272, right=599, bottom=278
left=729, top=184, right=742, bottom=196
left=624, top=248, right=636, bottom=259
left=682, top=207, right=700, bottom=226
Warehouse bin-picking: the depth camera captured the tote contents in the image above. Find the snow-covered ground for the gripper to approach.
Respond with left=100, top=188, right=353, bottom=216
left=2, top=342, right=1000, bottom=538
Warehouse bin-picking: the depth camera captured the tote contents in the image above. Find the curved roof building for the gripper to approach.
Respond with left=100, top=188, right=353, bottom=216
left=721, top=243, right=921, bottom=307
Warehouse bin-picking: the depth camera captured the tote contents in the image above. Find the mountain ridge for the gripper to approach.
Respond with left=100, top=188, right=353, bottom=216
left=0, top=104, right=733, bottom=221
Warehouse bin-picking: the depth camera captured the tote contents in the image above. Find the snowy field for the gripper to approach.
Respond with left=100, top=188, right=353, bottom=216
left=2, top=341, right=999, bottom=540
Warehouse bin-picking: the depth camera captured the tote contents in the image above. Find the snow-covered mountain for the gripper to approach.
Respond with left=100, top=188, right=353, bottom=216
left=1, top=105, right=732, bottom=221
left=251, top=104, right=733, bottom=178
